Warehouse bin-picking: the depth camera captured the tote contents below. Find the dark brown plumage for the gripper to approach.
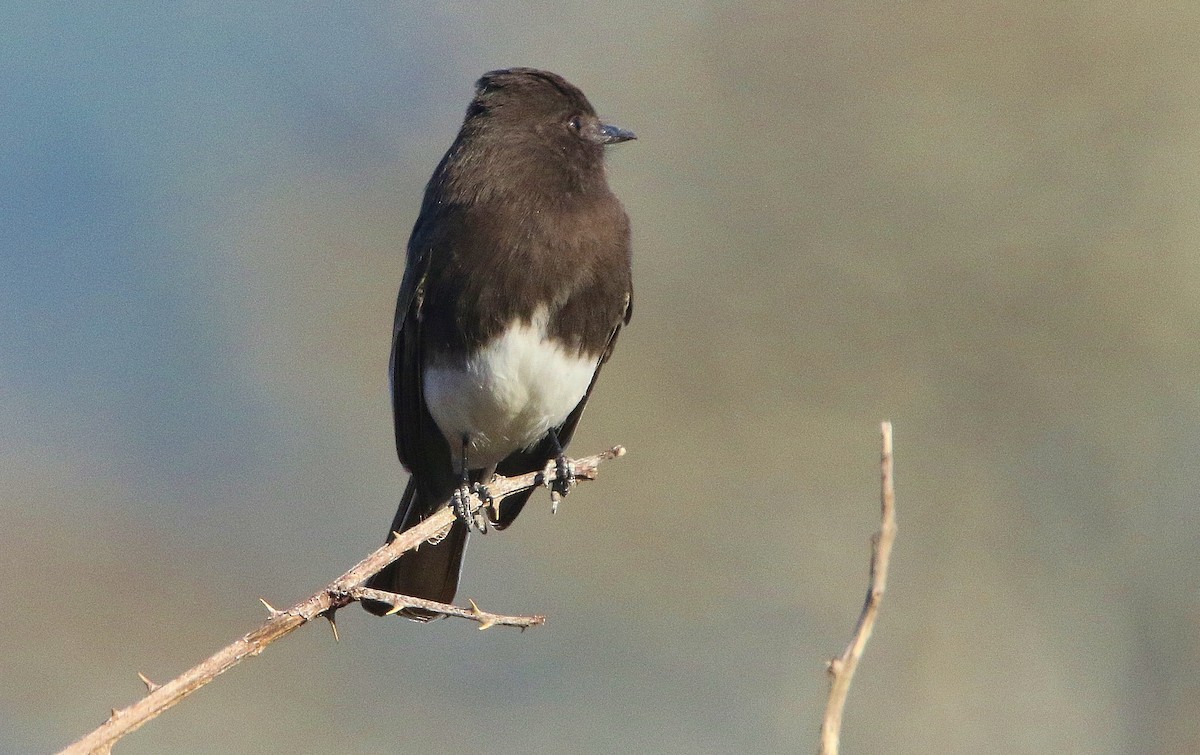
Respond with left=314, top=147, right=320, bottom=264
left=363, top=69, right=635, bottom=619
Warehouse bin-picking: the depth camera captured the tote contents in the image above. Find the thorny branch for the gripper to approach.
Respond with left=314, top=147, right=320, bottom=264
left=58, top=446, right=626, bottom=755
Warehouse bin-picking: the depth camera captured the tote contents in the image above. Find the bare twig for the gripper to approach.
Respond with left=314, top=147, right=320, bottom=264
left=818, top=422, right=897, bottom=755
left=58, top=446, right=625, bottom=755
left=350, top=588, right=545, bottom=630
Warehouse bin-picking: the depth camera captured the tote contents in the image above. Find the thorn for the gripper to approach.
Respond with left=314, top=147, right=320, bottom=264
left=258, top=597, right=283, bottom=618
left=325, top=612, right=340, bottom=642
left=468, top=598, right=497, bottom=630
left=110, top=707, right=121, bottom=720
left=550, top=490, right=561, bottom=514
left=384, top=603, right=404, bottom=617
left=137, top=671, right=160, bottom=693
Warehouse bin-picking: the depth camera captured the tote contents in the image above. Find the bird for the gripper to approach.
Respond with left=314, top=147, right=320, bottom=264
left=363, top=68, right=635, bottom=620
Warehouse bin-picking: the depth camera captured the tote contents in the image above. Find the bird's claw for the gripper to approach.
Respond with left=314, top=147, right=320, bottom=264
left=451, top=484, right=476, bottom=530
left=473, top=481, right=495, bottom=531
left=548, top=454, right=576, bottom=513
left=452, top=481, right=493, bottom=532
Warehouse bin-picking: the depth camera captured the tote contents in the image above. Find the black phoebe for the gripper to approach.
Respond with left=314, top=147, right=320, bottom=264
left=364, top=68, right=635, bottom=619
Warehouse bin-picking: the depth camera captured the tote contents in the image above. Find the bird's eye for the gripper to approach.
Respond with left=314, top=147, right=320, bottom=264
left=568, top=116, right=583, bottom=132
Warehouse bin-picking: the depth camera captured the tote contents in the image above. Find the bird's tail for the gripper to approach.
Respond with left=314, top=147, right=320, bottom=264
left=362, top=479, right=468, bottom=621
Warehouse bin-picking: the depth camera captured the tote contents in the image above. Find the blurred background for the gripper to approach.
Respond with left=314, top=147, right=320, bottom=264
left=2, top=3, right=1197, bottom=753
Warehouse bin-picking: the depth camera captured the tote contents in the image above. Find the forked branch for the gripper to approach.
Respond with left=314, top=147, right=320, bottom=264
left=58, top=446, right=625, bottom=755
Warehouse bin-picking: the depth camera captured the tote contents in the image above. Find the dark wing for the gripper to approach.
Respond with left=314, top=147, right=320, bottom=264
left=366, top=195, right=470, bottom=617
left=491, top=292, right=632, bottom=528
left=391, top=196, right=456, bottom=505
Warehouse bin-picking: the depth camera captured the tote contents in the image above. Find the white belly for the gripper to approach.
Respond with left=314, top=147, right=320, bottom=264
left=423, top=308, right=597, bottom=471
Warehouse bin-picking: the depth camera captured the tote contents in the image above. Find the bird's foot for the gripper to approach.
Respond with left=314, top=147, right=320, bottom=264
left=473, top=481, right=495, bottom=531
left=452, top=481, right=493, bottom=532
left=548, top=454, right=576, bottom=514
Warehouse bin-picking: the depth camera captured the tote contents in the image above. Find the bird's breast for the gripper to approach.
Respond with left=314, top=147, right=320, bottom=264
left=423, top=307, right=597, bottom=471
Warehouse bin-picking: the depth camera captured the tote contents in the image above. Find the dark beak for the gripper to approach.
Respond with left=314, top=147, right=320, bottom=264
left=596, top=122, right=637, bottom=145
